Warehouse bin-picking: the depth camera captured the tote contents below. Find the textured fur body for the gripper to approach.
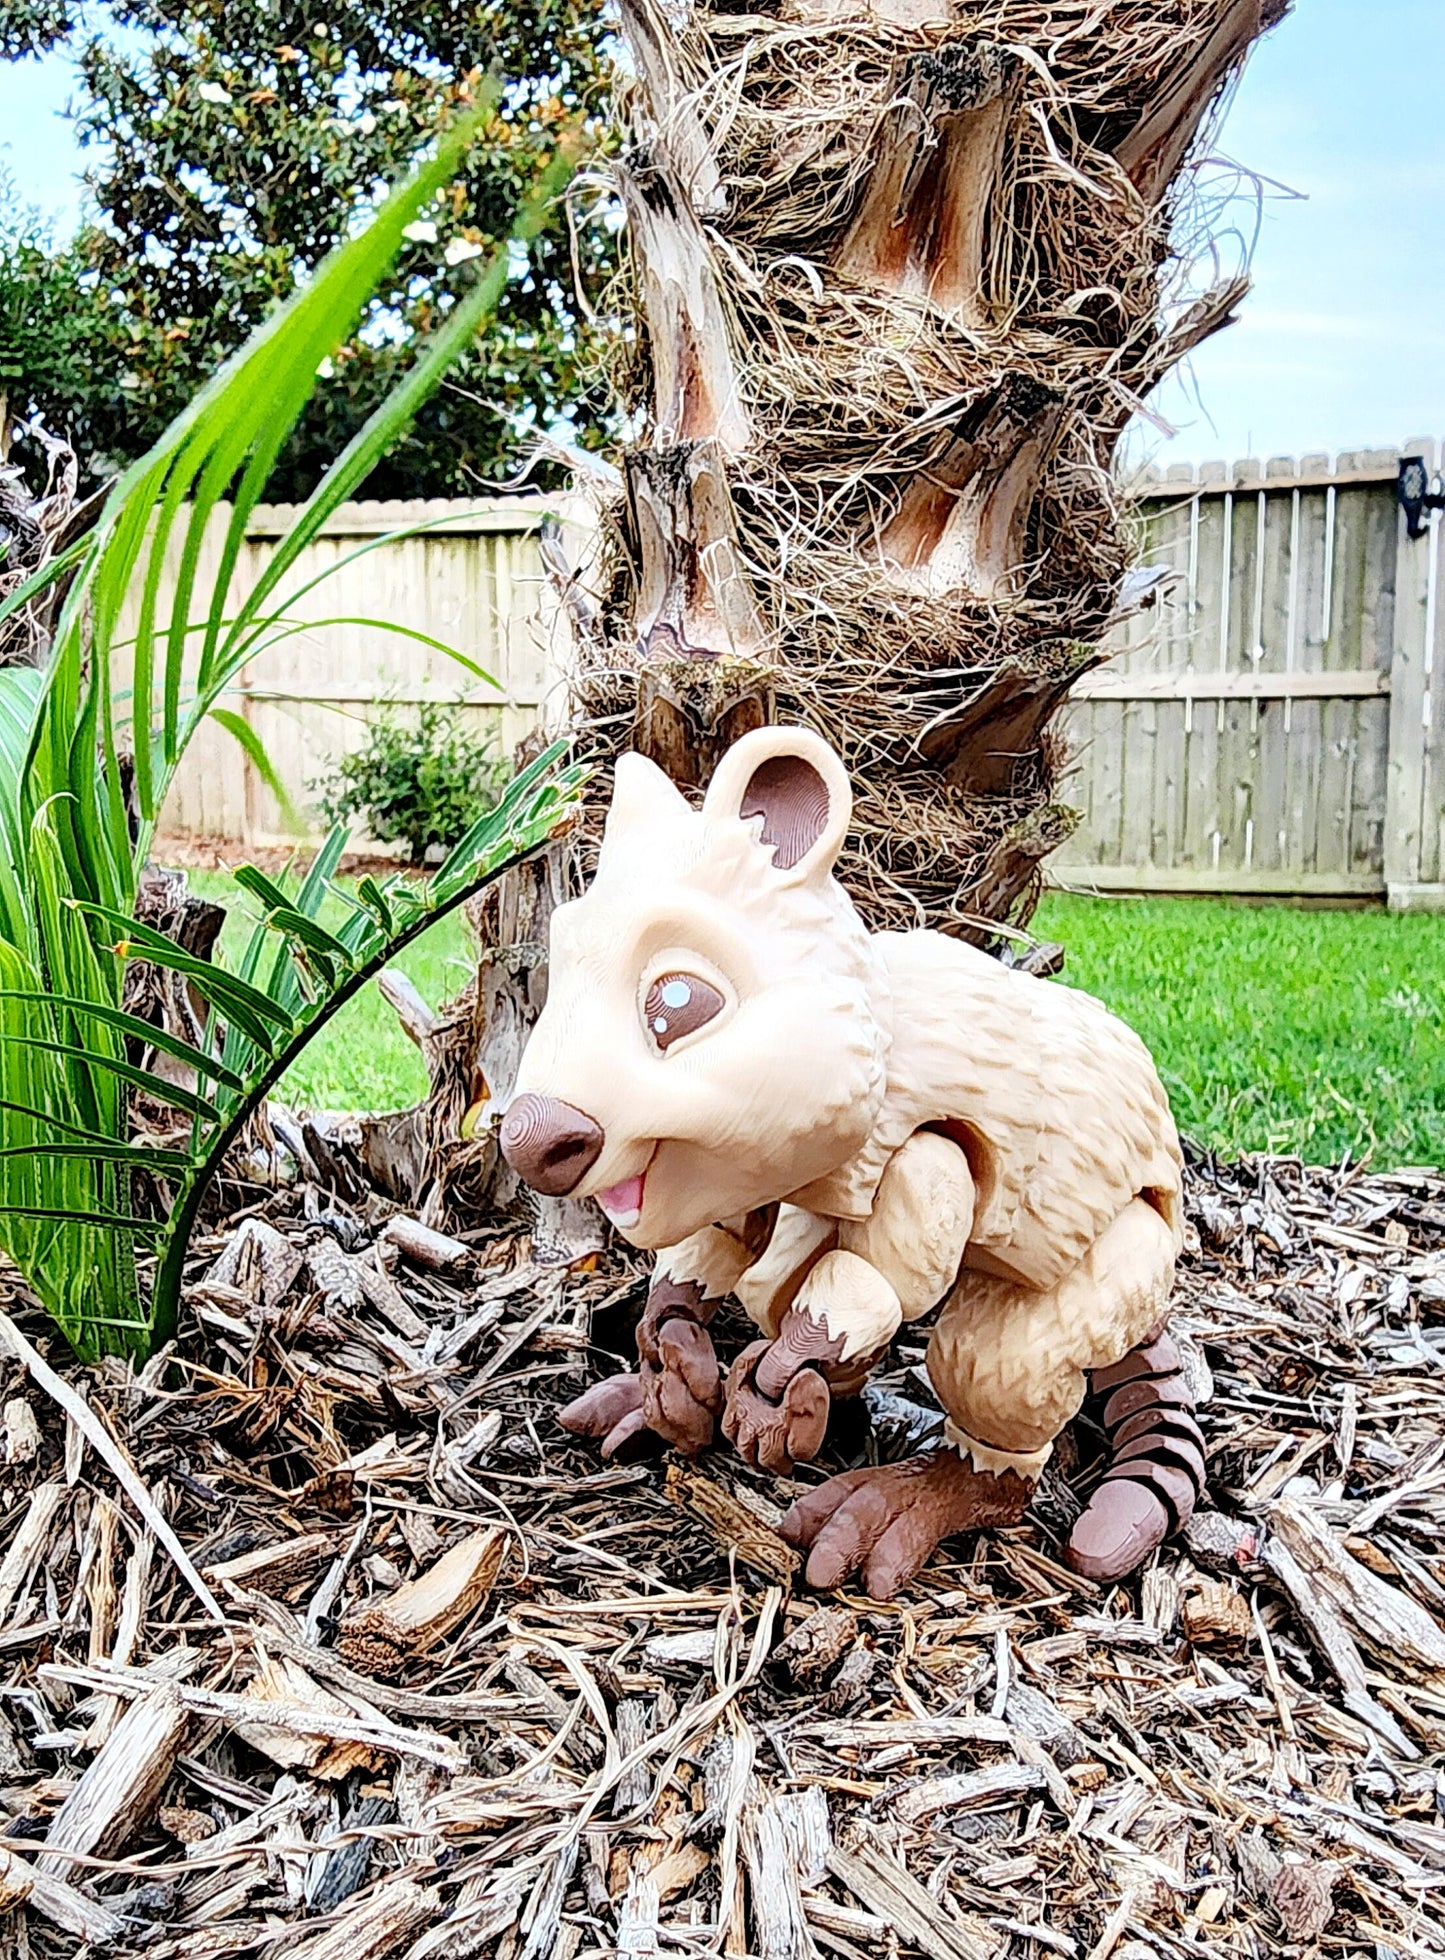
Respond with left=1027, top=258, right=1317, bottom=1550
left=712, top=925, right=1185, bottom=1464
left=510, top=726, right=1184, bottom=1473
left=800, top=929, right=1184, bottom=1292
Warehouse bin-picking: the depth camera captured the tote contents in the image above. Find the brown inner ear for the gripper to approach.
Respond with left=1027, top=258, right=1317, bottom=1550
left=739, top=755, right=830, bottom=870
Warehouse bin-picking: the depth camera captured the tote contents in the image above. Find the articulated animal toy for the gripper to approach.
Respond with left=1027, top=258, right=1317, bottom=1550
left=500, top=727, right=1205, bottom=1598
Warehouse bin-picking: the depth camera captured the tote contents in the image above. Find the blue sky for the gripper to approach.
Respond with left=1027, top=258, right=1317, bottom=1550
left=1138, top=0, right=1445, bottom=466
left=1, top=0, right=1440, bottom=466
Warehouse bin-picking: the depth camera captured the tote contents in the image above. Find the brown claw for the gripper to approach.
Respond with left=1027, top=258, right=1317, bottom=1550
left=645, top=1358, right=715, bottom=1456
left=562, top=1316, right=721, bottom=1459
left=781, top=1367, right=830, bottom=1466
left=658, top=1318, right=723, bottom=1409
left=640, top=1318, right=721, bottom=1456
left=723, top=1340, right=831, bottom=1474
left=636, top=1276, right=710, bottom=1366
left=559, top=1372, right=645, bottom=1438
left=600, top=1405, right=658, bottom=1461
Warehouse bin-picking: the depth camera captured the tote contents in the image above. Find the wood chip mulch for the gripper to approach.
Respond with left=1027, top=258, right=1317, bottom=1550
left=0, top=1148, right=1443, bottom=1960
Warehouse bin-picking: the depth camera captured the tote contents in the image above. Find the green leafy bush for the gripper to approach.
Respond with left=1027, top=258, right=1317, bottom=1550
left=318, top=703, right=508, bottom=864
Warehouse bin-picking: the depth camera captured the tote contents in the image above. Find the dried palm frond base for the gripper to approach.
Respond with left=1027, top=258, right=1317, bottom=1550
left=0, top=1146, right=1442, bottom=1958
left=567, top=0, right=1288, bottom=940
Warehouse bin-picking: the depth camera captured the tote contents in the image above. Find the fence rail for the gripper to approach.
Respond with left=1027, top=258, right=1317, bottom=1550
left=1051, top=442, right=1445, bottom=910
left=154, top=460, right=1443, bottom=908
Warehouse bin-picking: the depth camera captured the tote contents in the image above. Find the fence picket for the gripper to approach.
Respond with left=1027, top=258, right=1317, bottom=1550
left=1056, top=442, right=1444, bottom=909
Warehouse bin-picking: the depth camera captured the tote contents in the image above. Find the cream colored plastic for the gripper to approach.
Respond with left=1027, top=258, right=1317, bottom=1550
left=511, top=726, right=1184, bottom=1474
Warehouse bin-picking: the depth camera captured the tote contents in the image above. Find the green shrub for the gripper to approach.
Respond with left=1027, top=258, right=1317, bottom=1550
left=317, top=703, right=507, bottom=865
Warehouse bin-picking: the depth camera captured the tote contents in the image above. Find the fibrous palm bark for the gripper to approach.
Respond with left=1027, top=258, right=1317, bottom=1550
left=418, top=0, right=1288, bottom=1226
left=563, top=0, right=1288, bottom=934
left=0, top=421, right=95, bottom=668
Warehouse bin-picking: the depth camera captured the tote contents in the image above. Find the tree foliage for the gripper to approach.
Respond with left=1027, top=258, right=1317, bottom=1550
left=0, top=181, right=110, bottom=447
left=3, top=0, right=614, bottom=496
left=0, top=3, right=77, bottom=59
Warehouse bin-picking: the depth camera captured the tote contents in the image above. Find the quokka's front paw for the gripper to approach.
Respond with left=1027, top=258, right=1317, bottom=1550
left=722, top=1328, right=834, bottom=1474
left=558, top=1315, right=723, bottom=1459
left=779, top=1451, right=1030, bottom=1600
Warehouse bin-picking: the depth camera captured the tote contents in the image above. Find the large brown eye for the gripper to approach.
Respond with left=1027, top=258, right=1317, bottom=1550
left=644, top=973, right=725, bottom=1052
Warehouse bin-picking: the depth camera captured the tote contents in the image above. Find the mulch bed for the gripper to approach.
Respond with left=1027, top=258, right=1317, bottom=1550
left=0, top=1149, right=1443, bottom=1958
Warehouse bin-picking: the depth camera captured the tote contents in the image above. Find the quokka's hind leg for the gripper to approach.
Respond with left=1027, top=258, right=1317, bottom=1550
left=1064, top=1330, right=1207, bottom=1582
left=782, top=1197, right=1189, bottom=1600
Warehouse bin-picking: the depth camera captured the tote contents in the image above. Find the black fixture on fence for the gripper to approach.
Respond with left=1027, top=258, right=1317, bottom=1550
left=1397, top=456, right=1445, bottom=540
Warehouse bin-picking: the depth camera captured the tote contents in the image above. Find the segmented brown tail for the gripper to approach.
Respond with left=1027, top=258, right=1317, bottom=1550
left=1064, top=1331, right=1207, bottom=1582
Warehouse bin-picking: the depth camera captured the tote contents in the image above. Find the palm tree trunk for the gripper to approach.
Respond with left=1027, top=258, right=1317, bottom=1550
left=416, top=0, right=1289, bottom=1223
left=566, top=0, right=1288, bottom=934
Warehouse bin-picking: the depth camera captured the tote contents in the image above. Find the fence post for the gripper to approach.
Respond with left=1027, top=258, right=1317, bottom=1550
left=534, top=490, right=601, bottom=736
left=1385, top=439, right=1436, bottom=909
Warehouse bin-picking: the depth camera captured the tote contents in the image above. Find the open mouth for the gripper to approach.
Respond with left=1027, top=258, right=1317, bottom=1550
left=596, top=1171, right=646, bottom=1231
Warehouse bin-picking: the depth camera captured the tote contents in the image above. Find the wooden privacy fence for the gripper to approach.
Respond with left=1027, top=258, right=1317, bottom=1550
left=154, top=496, right=581, bottom=849
left=1051, top=442, right=1445, bottom=909
left=158, top=459, right=1444, bottom=908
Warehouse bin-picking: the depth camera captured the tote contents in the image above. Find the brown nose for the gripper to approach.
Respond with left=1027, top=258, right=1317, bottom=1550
left=499, top=1093, right=605, bottom=1196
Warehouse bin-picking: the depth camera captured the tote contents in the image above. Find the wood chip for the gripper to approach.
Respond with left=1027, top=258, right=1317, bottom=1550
left=1267, top=1496, right=1445, bottom=1673
left=2, top=1397, right=41, bottom=1465
left=284, top=1876, right=440, bottom=1960
left=744, top=1786, right=830, bottom=1960
left=772, top=1606, right=859, bottom=1683
left=1181, top=1580, right=1253, bottom=1644
left=0, top=1841, right=125, bottom=1943
left=894, top=1760, right=1048, bottom=1822
left=827, top=1836, right=995, bottom=1960
left=338, top=1527, right=506, bottom=1677
left=0, top=1481, right=66, bottom=1623
left=204, top=1530, right=336, bottom=1589
left=207, top=1216, right=304, bottom=1309
left=38, top=1682, right=188, bottom=1874
left=379, top=1215, right=471, bottom=1274
left=665, top=1462, right=801, bottom=1586
left=233, top=1646, right=381, bottom=1779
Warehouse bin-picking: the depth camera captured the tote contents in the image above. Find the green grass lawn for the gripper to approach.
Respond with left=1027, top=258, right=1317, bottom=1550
left=183, top=871, right=1442, bottom=1168
left=1035, top=894, right=1442, bottom=1170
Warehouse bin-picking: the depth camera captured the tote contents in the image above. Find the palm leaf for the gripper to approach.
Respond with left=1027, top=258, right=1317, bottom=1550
left=208, top=710, right=307, bottom=836
left=146, top=748, right=582, bottom=1344
left=0, top=104, right=584, bottom=1360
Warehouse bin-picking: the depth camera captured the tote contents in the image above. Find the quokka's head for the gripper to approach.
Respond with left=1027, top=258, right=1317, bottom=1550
left=501, top=727, right=890, bottom=1248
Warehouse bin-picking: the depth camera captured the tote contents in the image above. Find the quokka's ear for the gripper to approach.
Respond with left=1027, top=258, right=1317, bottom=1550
left=600, top=751, right=694, bottom=866
left=702, top=726, right=852, bottom=881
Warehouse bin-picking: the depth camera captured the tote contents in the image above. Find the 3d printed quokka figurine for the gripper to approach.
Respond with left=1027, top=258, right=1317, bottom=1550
left=500, top=727, right=1205, bottom=1597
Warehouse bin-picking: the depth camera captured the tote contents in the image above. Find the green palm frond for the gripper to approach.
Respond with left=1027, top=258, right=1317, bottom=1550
left=0, top=100, right=585, bottom=1360
left=139, top=745, right=580, bottom=1348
